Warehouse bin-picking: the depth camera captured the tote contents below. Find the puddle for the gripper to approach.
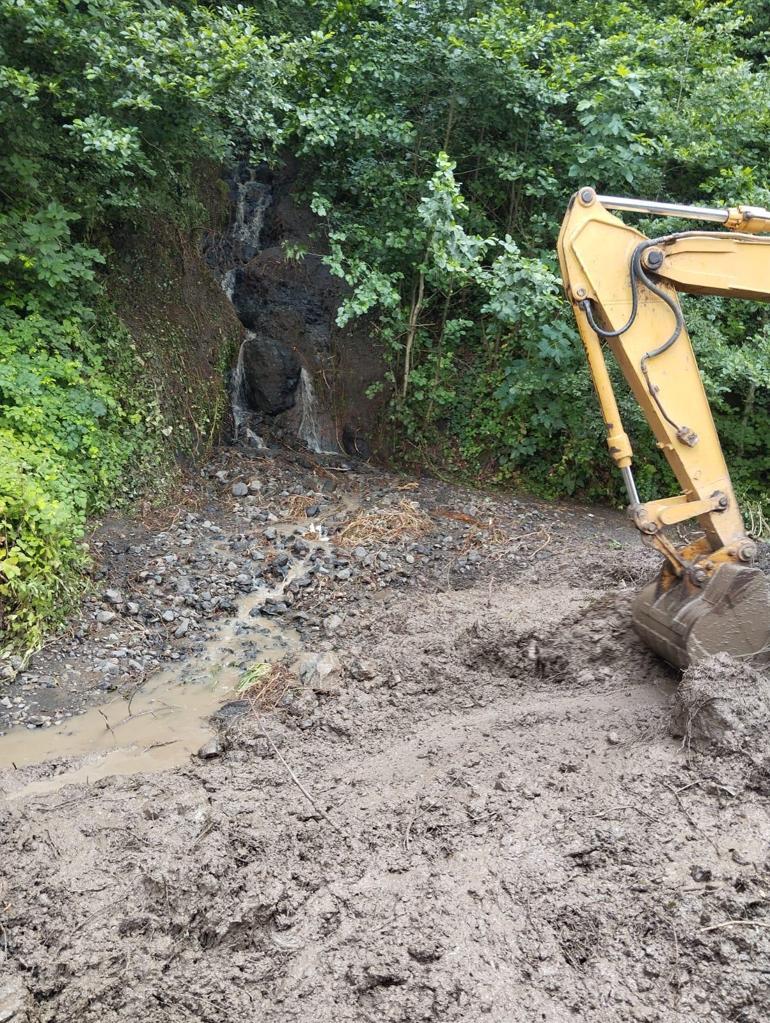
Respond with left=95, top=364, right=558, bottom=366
left=0, top=563, right=309, bottom=801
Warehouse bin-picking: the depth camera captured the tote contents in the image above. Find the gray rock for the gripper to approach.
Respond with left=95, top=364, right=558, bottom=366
left=162, top=609, right=176, bottom=623
left=335, top=568, right=352, bottom=581
left=103, top=588, right=123, bottom=605
left=174, top=618, right=190, bottom=638
left=0, top=975, right=32, bottom=1023
left=126, top=601, right=140, bottom=615
left=300, top=651, right=342, bottom=693
left=95, top=610, right=116, bottom=624
left=325, top=613, right=343, bottom=633
left=196, top=738, right=224, bottom=760
left=231, top=482, right=249, bottom=497
left=211, top=700, right=250, bottom=724
left=352, top=546, right=368, bottom=560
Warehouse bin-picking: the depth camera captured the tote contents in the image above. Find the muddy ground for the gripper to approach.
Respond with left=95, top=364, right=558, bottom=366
left=1, top=445, right=769, bottom=1023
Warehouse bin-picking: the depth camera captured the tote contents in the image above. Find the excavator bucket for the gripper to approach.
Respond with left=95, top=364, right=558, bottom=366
left=632, top=563, right=770, bottom=669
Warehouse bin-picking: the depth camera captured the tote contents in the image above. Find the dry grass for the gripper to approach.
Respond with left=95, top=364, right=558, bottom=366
left=338, top=499, right=433, bottom=546
left=238, top=661, right=296, bottom=710
left=278, top=494, right=320, bottom=521
left=435, top=507, right=511, bottom=551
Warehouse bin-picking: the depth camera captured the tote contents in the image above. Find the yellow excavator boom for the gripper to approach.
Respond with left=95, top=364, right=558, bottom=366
left=557, top=188, right=770, bottom=668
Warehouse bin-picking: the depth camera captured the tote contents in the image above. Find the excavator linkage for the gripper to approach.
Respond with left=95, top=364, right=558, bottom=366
left=557, top=188, right=770, bottom=669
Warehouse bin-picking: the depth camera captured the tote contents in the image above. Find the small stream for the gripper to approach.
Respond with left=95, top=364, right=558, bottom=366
left=0, top=529, right=336, bottom=800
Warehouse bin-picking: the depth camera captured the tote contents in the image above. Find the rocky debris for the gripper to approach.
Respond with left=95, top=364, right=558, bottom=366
left=672, top=652, right=770, bottom=754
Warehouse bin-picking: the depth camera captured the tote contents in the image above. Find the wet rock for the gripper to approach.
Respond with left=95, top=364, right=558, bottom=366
left=255, top=600, right=288, bottom=617
left=300, top=651, right=342, bottom=693
left=211, top=700, right=250, bottom=726
left=239, top=334, right=302, bottom=415
left=196, top=738, right=224, bottom=760
left=231, top=482, right=249, bottom=497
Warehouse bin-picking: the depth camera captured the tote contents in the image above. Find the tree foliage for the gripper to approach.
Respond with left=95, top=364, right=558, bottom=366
left=2, top=0, right=769, bottom=650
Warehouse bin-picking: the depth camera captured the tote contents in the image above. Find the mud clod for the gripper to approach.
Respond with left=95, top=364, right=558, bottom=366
left=672, top=652, right=770, bottom=754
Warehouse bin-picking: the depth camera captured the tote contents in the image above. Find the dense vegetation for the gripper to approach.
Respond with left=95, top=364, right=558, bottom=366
left=1, top=0, right=769, bottom=652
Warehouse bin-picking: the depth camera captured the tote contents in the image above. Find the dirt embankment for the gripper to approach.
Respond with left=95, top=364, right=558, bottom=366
left=1, top=447, right=768, bottom=1023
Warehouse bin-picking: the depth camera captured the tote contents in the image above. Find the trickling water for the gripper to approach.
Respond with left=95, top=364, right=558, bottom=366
left=230, top=335, right=250, bottom=439
left=233, top=177, right=271, bottom=261
left=221, top=268, right=236, bottom=303
left=297, top=367, right=336, bottom=454
left=216, top=168, right=337, bottom=452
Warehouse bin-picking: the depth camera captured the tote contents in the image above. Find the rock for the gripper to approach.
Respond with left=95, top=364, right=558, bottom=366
left=690, top=865, right=713, bottom=883
left=404, top=553, right=415, bottom=564
left=174, top=618, right=190, bottom=638
left=239, top=333, right=302, bottom=415
left=335, top=568, right=352, bottom=581
left=103, top=588, right=123, bottom=605
left=211, top=700, right=250, bottom=724
left=95, top=610, right=116, bottom=624
left=306, top=504, right=320, bottom=518
left=232, top=482, right=249, bottom=497
left=607, top=730, right=621, bottom=745
left=162, top=609, right=176, bottom=623
left=196, top=738, right=224, bottom=760
left=0, top=976, right=33, bottom=1023
left=248, top=479, right=262, bottom=494
left=253, top=600, right=288, bottom=617
left=352, top=546, right=368, bottom=560
left=300, top=651, right=342, bottom=692
left=325, top=613, right=343, bottom=633
left=126, top=601, right=140, bottom=615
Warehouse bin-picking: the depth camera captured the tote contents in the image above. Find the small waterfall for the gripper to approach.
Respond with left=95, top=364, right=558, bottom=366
left=233, top=176, right=271, bottom=261
left=297, top=368, right=336, bottom=454
left=221, top=268, right=236, bottom=303
left=230, top=336, right=250, bottom=439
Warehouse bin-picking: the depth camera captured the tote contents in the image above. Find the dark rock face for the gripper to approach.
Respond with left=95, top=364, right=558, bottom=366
left=202, top=159, right=388, bottom=453
left=240, top=333, right=301, bottom=415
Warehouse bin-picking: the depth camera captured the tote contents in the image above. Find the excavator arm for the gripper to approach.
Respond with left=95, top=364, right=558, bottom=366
left=557, top=188, right=770, bottom=667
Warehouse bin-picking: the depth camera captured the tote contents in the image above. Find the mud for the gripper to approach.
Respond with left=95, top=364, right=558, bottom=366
left=674, top=653, right=770, bottom=755
left=1, top=451, right=769, bottom=1023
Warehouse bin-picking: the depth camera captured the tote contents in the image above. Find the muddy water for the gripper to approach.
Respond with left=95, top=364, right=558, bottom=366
left=0, top=565, right=307, bottom=800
